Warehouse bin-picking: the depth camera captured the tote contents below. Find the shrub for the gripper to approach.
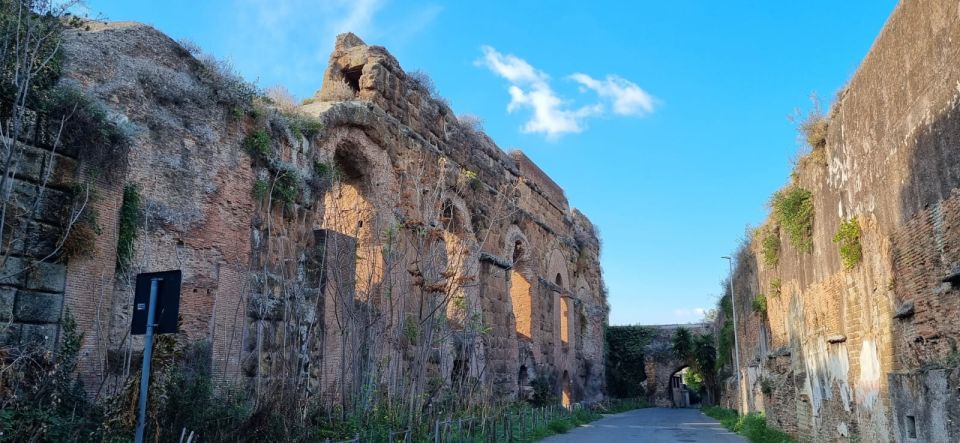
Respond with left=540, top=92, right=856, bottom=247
left=116, top=184, right=143, bottom=272
left=44, top=84, right=134, bottom=181
left=605, top=326, right=651, bottom=398
left=264, top=85, right=297, bottom=112
left=771, top=187, right=814, bottom=253
left=325, top=78, right=357, bottom=101
left=457, top=113, right=484, bottom=133
left=282, top=112, right=323, bottom=140
left=271, top=168, right=302, bottom=205
left=186, top=44, right=257, bottom=111
left=760, top=378, right=774, bottom=396
left=753, top=294, right=767, bottom=315
left=0, top=311, right=106, bottom=442
left=243, top=129, right=272, bottom=160
left=408, top=69, right=436, bottom=95
left=251, top=179, right=269, bottom=201
left=761, top=230, right=780, bottom=267
left=833, top=217, right=862, bottom=270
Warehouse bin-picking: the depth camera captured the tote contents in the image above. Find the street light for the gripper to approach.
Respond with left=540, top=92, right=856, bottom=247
left=722, top=256, right=743, bottom=414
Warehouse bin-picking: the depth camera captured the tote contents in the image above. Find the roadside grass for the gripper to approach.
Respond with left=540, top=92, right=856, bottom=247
left=702, top=406, right=795, bottom=443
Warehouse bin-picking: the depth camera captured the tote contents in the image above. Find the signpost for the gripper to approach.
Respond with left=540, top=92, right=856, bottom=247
left=131, top=270, right=181, bottom=443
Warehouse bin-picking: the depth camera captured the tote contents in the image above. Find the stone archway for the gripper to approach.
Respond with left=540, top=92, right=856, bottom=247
left=639, top=323, right=711, bottom=408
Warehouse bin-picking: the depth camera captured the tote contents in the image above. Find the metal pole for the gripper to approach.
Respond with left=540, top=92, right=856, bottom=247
left=135, top=278, right=160, bottom=443
left=722, top=257, right=743, bottom=414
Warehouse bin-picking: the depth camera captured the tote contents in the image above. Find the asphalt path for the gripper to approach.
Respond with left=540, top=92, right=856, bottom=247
left=541, top=407, right=748, bottom=442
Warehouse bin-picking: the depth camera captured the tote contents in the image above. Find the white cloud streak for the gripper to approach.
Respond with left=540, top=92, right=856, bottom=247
left=478, top=46, right=602, bottom=140
left=478, top=46, right=656, bottom=140
left=570, top=73, right=656, bottom=116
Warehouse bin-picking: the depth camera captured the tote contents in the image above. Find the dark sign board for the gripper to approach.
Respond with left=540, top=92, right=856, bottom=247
left=130, top=270, right=181, bottom=335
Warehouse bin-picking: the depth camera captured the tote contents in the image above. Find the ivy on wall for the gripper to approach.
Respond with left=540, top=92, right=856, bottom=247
left=605, top=325, right=652, bottom=398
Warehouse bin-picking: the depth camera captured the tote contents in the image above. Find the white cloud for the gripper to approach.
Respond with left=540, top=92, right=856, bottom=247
left=673, top=307, right=707, bottom=322
left=570, top=73, right=656, bottom=116
left=478, top=46, right=601, bottom=139
left=478, top=46, right=656, bottom=140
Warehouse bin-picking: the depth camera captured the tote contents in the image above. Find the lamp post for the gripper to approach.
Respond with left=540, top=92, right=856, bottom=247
left=722, top=256, right=743, bottom=414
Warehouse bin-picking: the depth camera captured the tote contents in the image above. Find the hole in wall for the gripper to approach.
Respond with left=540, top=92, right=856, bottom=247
left=906, top=415, right=917, bottom=439
left=342, top=66, right=363, bottom=94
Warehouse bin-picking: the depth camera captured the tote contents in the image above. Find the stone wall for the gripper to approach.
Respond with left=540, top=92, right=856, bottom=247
left=18, top=22, right=607, bottom=409
left=719, top=2, right=960, bottom=442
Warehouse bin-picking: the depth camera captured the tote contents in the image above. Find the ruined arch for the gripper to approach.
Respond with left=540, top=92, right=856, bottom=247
left=505, top=227, right=533, bottom=339
left=437, top=192, right=483, bottom=386
left=544, top=249, right=572, bottom=347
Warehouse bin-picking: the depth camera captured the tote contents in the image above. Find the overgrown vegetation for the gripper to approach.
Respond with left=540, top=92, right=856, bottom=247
left=703, top=406, right=795, bottom=443
left=605, top=325, right=652, bottom=398
left=761, top=229, right=780, bottom=267
left=242, top=128, right=272, bottom=160
left=792, top=94, right=829, bottom=168
left=271, top=168, right=302, bottom=206
left=671, top=327, right=719, bottom=405
left=0, top=311, right=108, bottom=442
left=833, top=217, right=862, bottom=270
left=59, top=183, right=101, bottom=260
left=753, top=294, right=767, bottom=315
left=717, top=292, right=736, bottom=370
left=771, top=187, right=814, bottom=253
left=116, top=184, right=143, bottom=271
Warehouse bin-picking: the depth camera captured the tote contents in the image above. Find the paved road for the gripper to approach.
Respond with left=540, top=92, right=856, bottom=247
left=541, top=407, right=747, bottom=443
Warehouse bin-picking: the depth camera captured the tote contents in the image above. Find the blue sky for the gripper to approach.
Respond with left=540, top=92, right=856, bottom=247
left=84, top=0, right=898, bottom=325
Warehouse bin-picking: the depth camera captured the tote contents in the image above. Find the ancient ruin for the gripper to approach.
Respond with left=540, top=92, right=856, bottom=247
left=715, top=2, right=960, bottom=442
left=0, top=18, right=607, bottom=420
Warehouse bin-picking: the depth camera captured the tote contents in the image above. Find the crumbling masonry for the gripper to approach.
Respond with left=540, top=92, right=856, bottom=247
left=0, top=24, right=607, bottom=409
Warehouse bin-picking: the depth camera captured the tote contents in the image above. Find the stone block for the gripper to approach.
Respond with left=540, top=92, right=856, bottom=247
left=14, top=290, right=63, bottom=323
left=0, top=287, right=13, bottom=321
left=0, top=256, right=67, bottom=293
left=0, top=323, right=20, bottom=347
left=20, top=323, right=57, bottom=350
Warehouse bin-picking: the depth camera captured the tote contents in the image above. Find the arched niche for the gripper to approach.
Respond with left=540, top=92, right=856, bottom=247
left=318, top=130, right=397, bottom=302
left=505, top=227, right=533, bottom=340
left=544, top=249, right=571, bottom=347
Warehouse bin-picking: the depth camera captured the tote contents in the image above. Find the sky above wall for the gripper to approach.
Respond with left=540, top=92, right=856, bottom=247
left=83, top=0, right=898, bottom=326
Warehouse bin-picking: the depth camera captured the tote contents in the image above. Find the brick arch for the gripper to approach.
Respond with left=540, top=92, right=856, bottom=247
left=320, top=130, right=399, bottom=302
left=437, top=192, right=483, bottom=385
left=504, top=225, right=533, bottom=339
left=544, top=249, right=572, bottom=346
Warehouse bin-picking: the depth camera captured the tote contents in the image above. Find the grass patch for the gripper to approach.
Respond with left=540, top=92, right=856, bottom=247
left=771, top=187, right=814, bottom=253
left=703, top=407, right=794, bottom=443
left=752, top=294, right=767, bottom=315
left=833, top=217, right=862, bottom=270
left=761, top=230, right=780, bottom=267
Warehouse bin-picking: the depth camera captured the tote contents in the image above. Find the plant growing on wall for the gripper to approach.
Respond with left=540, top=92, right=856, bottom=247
left=761, top=230, right=780, bottom=267
left=116, top=184, right=143, bottom=271
left=752, top=294, right=767, bottom=315
left=242, top=128, right=272, bottom=160
left=770, top=278, right=781, bottom=298
left=605, top=325, right=652, bottom=398
left=833, top=217, right=862, bottom=270
left=771, top=187, right=814, bottom=252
